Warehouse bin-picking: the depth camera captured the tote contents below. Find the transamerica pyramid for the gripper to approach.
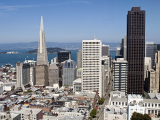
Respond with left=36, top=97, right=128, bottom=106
left=37, top=16, right=49, bottom=66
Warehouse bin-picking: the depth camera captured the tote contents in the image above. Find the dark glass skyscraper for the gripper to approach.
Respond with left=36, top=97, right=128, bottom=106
left=58, top=51, right=71, bottom=63
left=127, top=7, right=145, bottom=94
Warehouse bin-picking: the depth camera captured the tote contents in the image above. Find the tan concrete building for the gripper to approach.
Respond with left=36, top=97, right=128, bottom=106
left=35, top=16, right=49, bottom=86
left=35, top=65, right=49, bottom=86
left=144, top=57, right=152, bottom=80
left=149, top=70, right=157, bottom=93
left=49, top=63, right=59, bottom=86
left=155, top=51, right=160, bottom=92
left=145, top=69, right=157, bottom=93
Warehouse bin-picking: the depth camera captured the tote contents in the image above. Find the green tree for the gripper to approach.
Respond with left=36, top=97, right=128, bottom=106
left=144, top=114, right=151, bottom=120
left=131, top=112, right=151, bottom=120
left=157, top=113, right=160, bottom=118
left=90, top=108, right=97, bottom=118
left=98, top=97, right=105, bottom=104
left=143, top=93, right=145, bottom=98
left=101, top=97, right=105, bottom=103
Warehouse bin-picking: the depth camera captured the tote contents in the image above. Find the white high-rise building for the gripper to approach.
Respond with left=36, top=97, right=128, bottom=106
left=82, top=38, right=102, bottom=97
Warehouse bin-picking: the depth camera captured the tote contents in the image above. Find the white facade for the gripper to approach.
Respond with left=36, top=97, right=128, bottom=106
left=51, top=57, right=58, bottom=64
left=11, top=106, right=42, bottom=120
left=73, top=78, right=81, bottom=93
left=128, top=104, right=145, bottom=120
left=104, top=105, right=127, bottom=120
left=82, top=39, right=102, bottom=97
left=128, top=94, right=145, bottom=120
left=109, top=92, right=160, bottom=119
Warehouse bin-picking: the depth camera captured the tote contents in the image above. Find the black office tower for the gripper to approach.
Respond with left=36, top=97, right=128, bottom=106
left=58, top=51, right=71, bottom=63
left=127, top=7, right=145, bottom=94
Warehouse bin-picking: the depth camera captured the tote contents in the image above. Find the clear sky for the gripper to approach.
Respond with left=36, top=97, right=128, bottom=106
left=0, top=0, right=160, bottom=43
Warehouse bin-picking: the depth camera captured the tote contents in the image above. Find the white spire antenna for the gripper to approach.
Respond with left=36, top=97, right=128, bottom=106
left=69, top=53, right=71, bottom=60
left=40, top=16, right=44, bottom=31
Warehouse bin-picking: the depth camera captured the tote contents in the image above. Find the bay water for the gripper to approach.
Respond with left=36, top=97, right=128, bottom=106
left=0, top=50, right=116, bottom=67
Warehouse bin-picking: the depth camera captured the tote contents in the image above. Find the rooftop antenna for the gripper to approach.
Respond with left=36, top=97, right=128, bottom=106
left=69, top=53, right=71, bottom=60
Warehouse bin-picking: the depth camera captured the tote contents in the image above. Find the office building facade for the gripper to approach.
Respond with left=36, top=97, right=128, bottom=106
left=63, top=59, right=77, bottom=86
left=127, top=7, right=145, bottom=94
left=58, top=51, right=71, bottom=63
left=145, top=42, right=157, bottom=68
left=120, top=36, right=127, bottom=60
left=49, top=63, right=59, bottom=86
left=113, top=58, right=128, bottom=94
left=102, top=44, right=109, bottom=56
left=16, top=62, right=30, bottom=90
left=77, top=50, right=82, bottom=69
left=82, top=39, right=102, bottom=97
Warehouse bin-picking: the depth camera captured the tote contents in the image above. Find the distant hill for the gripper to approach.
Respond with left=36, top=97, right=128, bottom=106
left=0, top=42, right=120, bottom=50
left=25, top=47, right=66, bottom=54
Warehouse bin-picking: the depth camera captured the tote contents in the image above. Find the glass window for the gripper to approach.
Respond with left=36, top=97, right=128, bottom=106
left=148, top=110, right=150, bottom=115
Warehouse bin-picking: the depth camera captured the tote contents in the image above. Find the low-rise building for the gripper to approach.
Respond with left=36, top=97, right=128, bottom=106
left=10, top=105, right=43, bottom=120
left=127, top=94, right=145, bottom=120
left=0, top=112, right=20, bottom=120
left=104, top=105, right=127, bottom=120
left=73, top=78, right=81, bottom=93
left=73, top=92, right=98, bottom=108
left=109, top=91, right=160, bottom=118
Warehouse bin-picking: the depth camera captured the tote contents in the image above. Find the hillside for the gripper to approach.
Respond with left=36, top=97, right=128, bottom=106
left=25, top=47, right=66, bottom=54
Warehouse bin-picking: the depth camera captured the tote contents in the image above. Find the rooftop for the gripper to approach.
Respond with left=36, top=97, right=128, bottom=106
left=128, top=94, right=143, bottom=99
left=74, top=92, right=96, bottom=98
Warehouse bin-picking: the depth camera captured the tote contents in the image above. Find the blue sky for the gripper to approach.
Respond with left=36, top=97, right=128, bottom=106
left=0, top=0, right=160, bottom=43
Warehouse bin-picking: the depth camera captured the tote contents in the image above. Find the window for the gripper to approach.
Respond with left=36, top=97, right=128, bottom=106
left=148, top=110, right=150, bottom=114
left=122, top=102, right=124, bottom=106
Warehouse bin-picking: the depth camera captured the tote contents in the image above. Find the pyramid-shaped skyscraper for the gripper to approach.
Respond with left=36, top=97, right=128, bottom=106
left=35, top=16, right=49, bottom=86
left=37, top=16, right=49, bottom=66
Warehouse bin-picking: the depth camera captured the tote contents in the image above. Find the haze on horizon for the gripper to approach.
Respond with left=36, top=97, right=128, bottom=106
left=0, top=0, right=160, bottom=43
